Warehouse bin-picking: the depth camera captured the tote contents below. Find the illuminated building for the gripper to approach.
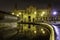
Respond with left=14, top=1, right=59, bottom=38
left=10, top=6, right=55, bottom=40
left=11, top=6, right=51, bottom=22
left=11, top=6, right=52, bottom=31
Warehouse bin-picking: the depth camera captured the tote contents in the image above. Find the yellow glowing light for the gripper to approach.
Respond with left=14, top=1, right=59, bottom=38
left=19, top=12, right=21, bottom=15
left=42, top=30, right=45, bottom=34
left=41, top=11, right=45, bottom=16
left=42, top=11, right=45, bottom=14
left=41, top=28, right=44, bottom=31
left=34, top=11, right=36, bottom=14
left=17, top=14, right=19, bottom=16
left=34, top=31, right=37, bottom=34
left=12, top=12, right=14, bottom=15
left=41, top=28, right=45, bottom=34
left=41, top=14, right=43, bottom=16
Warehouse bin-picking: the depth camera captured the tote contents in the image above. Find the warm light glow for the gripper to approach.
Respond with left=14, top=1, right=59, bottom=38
left=17, top=14, right=19, bottom=16
left=41, top=28, right=45, bottom=34
left=42, top=30, right=45, bottom=34
left=34, top=11, right=36, bottom=14
left=41, top=28, right=44, bottom=31
left=41, top=11, right=45, bottom=16
left=34, top=30, right=37, bottom=34
left=42, top=11, right=45, bottom=14
left=19, top=12, right=21, bottom=15
left=12, top=12, right=14, bottom=15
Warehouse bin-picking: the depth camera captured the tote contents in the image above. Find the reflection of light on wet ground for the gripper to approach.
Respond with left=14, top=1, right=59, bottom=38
left=52, top=25, right=59, bottom=40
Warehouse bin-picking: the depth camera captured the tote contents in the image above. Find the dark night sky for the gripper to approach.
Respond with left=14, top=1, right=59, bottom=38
left=0, top=0, right=60, bottom=12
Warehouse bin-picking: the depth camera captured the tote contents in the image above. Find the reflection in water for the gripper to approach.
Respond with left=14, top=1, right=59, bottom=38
left=11, top=24, right=51, bottom=40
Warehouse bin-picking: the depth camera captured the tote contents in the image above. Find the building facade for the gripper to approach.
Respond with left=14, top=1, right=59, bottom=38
left=11, top=6, right=52, bottom=33
left=10, top=6, right=56, bottom=40
left=11, top=6, right=51, bottom=22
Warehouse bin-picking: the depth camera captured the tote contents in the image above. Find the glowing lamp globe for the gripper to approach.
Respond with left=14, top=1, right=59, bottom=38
left=53, top=11, right=57, bottom=15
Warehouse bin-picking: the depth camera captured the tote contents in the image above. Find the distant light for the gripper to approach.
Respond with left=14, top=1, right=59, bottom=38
left=34, top=30, right=37, bottom=34
left=41, top=28, right=45, bottom=34
left=53, top=11, right=57, bottom=15
left=17, top=14, right=19, bottom=16
left=42, top=11, right=45, bottom=14
left=41, top=28, right=44, bottom=31
left=41, top=11, right=45, bottom=17
left=12, top=12, right=14, bottom=15
left=34, top=11, right=36, bottom=14
left=42, top=31, right=45, bottom=34
left=19, top=12, right=21, bottom=15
